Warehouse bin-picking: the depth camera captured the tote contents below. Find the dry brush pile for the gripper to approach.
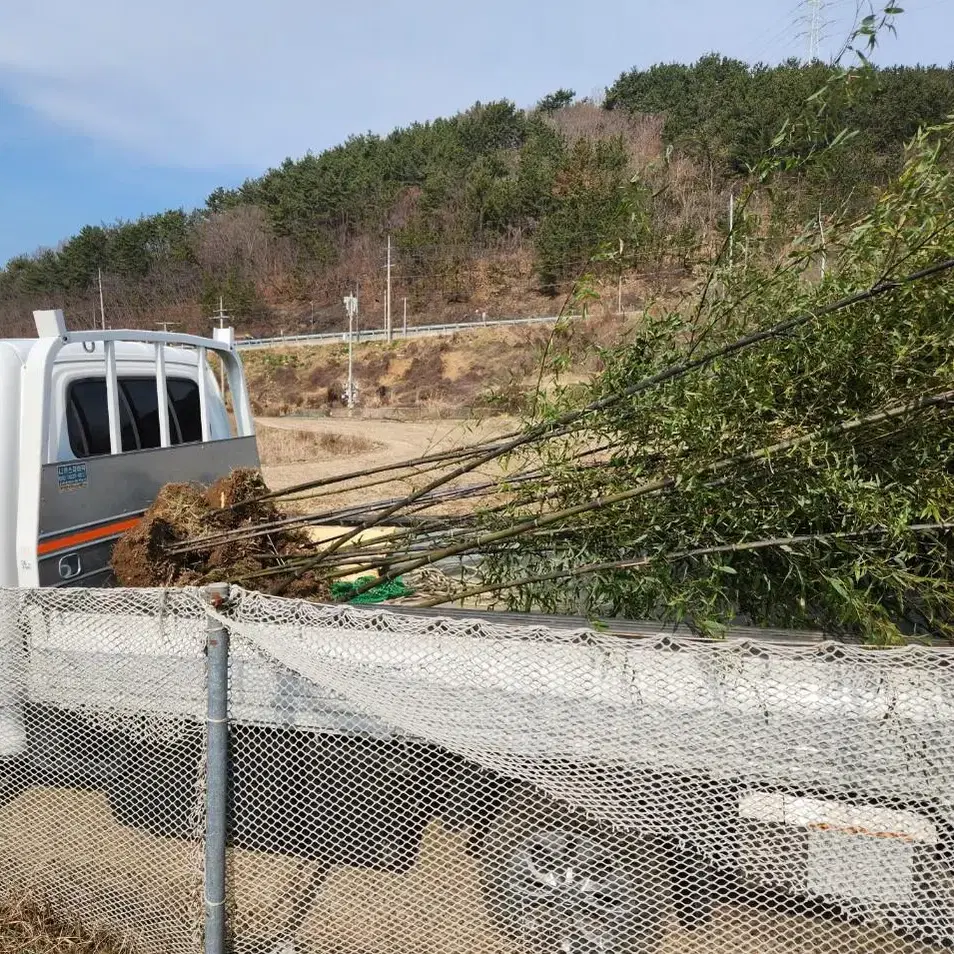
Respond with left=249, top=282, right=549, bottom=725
left=0, top=896, right=125, bottom=954
left=111, top=470, right=330, bottom=600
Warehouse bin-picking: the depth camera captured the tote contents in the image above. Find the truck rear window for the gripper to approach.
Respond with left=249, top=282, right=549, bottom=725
left=66, top=377, right=202, bottom=458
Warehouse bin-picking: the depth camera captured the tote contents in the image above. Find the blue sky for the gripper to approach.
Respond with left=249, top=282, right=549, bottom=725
left=1, top=0, right=951, bottom=265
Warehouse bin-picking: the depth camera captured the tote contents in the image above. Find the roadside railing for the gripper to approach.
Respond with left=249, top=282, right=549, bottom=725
left=236, top=314, right=575, bottom=350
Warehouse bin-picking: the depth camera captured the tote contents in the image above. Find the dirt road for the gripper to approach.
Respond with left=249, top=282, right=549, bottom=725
left=257, top=415, right=518, bottom=513
left=0, top=788, right=933, bottom=954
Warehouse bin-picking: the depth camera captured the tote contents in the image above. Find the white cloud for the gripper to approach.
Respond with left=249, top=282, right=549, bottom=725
left=0, top=1, right=411, bottom=166
left=1, top=0, right=569, bottom=168
left=0, top=1, right=948, bottom=170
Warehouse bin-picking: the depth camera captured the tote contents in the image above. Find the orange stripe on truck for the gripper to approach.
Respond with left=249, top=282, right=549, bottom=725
left=37, top=517, right=141, bottom=556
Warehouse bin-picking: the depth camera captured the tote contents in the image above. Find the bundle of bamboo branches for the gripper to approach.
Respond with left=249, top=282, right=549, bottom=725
left=136, top=251, right=954, bottom=642
left=110, top=19, right=954, bottom=642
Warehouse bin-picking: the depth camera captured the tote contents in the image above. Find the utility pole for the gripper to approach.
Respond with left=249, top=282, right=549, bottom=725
left=310, top=299, right=315, bottom=333
left=212, top=295, right=227, bottom=329
left=210, top=296, right=229, bottom=395
left=344, top=293, right=358, bottom=409
left=402, top=297, right=408, bottom=336
left=98, top=268, right=106, bottom=330
left=386, top=235, right=393, bottom=343
left=807, top=0, right=823, bottom=61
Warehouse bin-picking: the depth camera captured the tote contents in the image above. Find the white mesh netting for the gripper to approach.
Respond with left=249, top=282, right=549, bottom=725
left=0, top=584, right=952, bottom=954
left=0, top=587, right=209, bottom=954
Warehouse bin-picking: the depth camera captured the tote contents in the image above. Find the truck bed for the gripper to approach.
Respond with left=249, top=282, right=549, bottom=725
left=13, top=595, right=954, bottom=807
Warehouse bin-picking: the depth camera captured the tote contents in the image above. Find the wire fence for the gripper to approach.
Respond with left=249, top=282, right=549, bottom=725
left=0, top=585, right=952, bottom=954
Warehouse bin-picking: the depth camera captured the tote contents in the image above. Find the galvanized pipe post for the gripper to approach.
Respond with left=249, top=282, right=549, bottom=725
left=204, top=583, right=231, bottom=954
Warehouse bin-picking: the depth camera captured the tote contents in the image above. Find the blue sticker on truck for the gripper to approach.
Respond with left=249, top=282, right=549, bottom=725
left=57, top=462, right=88, bottom=492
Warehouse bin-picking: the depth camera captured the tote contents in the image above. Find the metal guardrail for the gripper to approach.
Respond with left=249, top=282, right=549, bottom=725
left=235, top=314, right=571, bottom=350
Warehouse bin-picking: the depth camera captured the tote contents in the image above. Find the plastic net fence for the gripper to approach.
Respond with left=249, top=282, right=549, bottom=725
left=0, top=585, right=953, bottom=954
left=221, top=591, right=954, bottom=954
left=0, top=587, right=209, bottom=954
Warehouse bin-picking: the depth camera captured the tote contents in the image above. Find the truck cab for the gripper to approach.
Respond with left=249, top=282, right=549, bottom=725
left=0, top=309, right=258, bottom=588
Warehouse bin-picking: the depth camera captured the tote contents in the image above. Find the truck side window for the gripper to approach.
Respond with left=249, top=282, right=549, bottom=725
left=167, top=379, right=202, bottom=444
left=122, top=378, right=170, bottom=449
left=66, top=377, right=202, bottom=457
left=66, top=400, right=90, bottom=458
left=68, top=380, right=138, bottom=456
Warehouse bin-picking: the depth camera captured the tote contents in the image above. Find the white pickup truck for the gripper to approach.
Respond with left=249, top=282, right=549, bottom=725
left=0, top=312, right=951, bottom=954
left=0, top=309, right=259, bottom=590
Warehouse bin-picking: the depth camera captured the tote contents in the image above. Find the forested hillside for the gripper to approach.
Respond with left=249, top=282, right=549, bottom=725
left=1, top=57, right=952, bottom=337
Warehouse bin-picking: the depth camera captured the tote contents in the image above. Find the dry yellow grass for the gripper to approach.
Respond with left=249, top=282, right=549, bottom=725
left=0, top=895, right=127, bottom=954
left=255, top=424, right=380, bottom=467
left=240, top=313, right=634, bottom=417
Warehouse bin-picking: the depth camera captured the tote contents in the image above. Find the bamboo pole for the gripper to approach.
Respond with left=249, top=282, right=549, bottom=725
left=307, top=258, right=954, bottom=572
left=415, top=523, right=954, bottom=608
left=340, top=388, right=954, bottom=598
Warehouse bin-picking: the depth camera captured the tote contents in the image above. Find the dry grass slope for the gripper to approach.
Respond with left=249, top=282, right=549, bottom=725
left=241, top=313, right=638, bottom=417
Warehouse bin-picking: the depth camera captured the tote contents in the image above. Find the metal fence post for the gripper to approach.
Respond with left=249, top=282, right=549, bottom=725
left=204, top=583, right=231, bottom=954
